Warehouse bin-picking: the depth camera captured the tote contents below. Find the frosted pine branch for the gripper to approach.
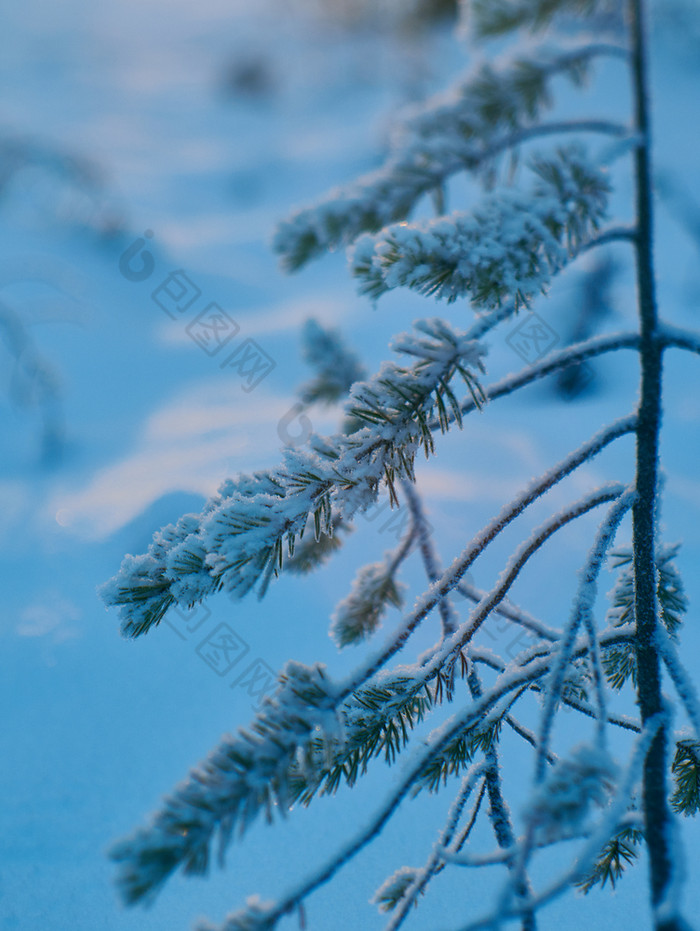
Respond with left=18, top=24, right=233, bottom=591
left=102, top=3, right=700, bottom=926
left=194, top=630, right=647, bottom=931
left=452, top=483, right=625, bottom=654
left=401, top=477, right=459, bottom=637
left=339, top=416, right=635, bottom=696
left=273, top=44, right=622, bottom=271
left=657, top=625, right=700, bottom=739
left=536, top=488, right=636, bottom=780
left=456, top=578, right=561, bottom=642
left=661, top=322, right=700, bottom=358
left=350, top=146, right=609, bottom=307
left=100, top=319, right=485, bottom=637
left=330, top=559, right=407, bottom=648
left=472, top=715, right=666, bottom=931
left=378, top=761, right=488, bottom=927
left=468, top=0, right=615, bottom=38
left=448, top=329, right=639, bottom=425
left=469, top=643, right=642, bottom=734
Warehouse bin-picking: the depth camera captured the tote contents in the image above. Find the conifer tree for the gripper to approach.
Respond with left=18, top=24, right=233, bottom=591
left=101, top=1, right=700, bottom=928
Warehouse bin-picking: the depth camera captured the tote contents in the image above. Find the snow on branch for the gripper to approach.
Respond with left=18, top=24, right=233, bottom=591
left=527, top=743, right=618, bottom=844
left=273, top=44, right=620, bottom=271
left=401, top=476, right=459, bottom=637
left=100, top=319, right=485, bottom=638
left=660, top=322, right=700, bottom=358
left=536, top=488, right=636, bottom=780
left=350, top=145, right=609, bottom=308
left=111, top=586, right=640, bottom=919
left=330, top=558, right=407, bottom=648
left=442, top=329, right=639, bottom=426
left=452, top=483, right=625, bottom=654
left=602, top=542, right=688, bottom=692
left=195, top=629, right=646, bottom=931
left=469, top=643, right=641, bottom=734
left=376, top=761, right=488, bottom=927
left=456, top=577, right=561, bottom=642
left=336, top=415, right=635, bottom=696
left=463, top=714, right=666, bottom=931
left=110, top=661, right=341, bottom=905
left=657, top=624, right=700, bottom=739
left=468, top=0, right=612, bottom=38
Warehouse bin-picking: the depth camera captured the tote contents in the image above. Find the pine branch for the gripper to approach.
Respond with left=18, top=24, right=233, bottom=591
left=0, top=299, right=64, bottom=463
left=378, top=762, right=488, bottom=928
left=351, top=146, right=610, bottom=308
left=283, top=516, right=352, bottom=575
left=505, top=715, right=558, bottom=765
left=470, top=643, right=642, bottom=734
left=386, top=480, right=535, bottom=927
left=274, top=45, right=623, bottom=271
left=602, top=542, right=688, bottom=692
left=101, top=320, right=485, bottom=637
left=102, top=0, right=700, bottom=926
left=462, top=714, right=664, bottom=931
left=456, top=578, right=561, bottom=642
left=536, top=489, right=636, bottom=782
left=468, top=670, right=537, bottom=931
left=298, top=319, right=366, bottom=405
left=340, top=418, right=635, bottom=697
left=657, top=626, right=700, bottom=740
left=660, top=322, right=700, bottom=358
left=330, top=558, right=407, bottom=648
left=401, top=477, right=459, bottom=637
left=114, top=607, right=645, bottom=921
left=670, top=740, right=700, bottom=816
left=373, top=867, right=423, bottom=916
left=625, top=0, right=683, bottom=920
left=197, top=686, right=539, bottom=931
left=495, top=487, right=637, bottom=924
left=469, top=0, right=607, bottom=38
left=446, top=329, right=639, bottom=426
left=576, top=823, right=644, bottom=892
left=453, top=484, right=626, bottom=658
left=109, top=484, right=636, bottom=910
left=110, top=662, right=341, bottom=905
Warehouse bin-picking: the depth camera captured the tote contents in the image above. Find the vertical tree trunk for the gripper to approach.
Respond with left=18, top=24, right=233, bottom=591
left=628, top=2, right=680, bottom=927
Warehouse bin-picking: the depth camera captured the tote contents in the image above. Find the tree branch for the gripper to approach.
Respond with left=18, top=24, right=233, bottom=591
left=660, top=323, right=700, bottom=357
left=454, top=484, right=626, bottom=655
left=628, top=1, right=682, bottom=925
left=341, top=419, right=635, bottom=698
left=536, top=489, right=636, bottom=781
left=460, top=715, right=665, bottom=931
left=455, top=579, right=560, bottom=642
left=383, top=762, right=488, bottom=930
left=448, top=332, right=639, bottom=423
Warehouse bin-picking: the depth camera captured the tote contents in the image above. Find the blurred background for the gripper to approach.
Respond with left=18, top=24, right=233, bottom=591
left=2, top=1, right=700, bottom=928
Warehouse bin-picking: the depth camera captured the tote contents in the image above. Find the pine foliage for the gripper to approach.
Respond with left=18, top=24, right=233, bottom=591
left=576, top=823, right=644, bottom=892
left=670, top=739, right=700, bottom=816
left=102, top=2, right=700, bottom=929
left=602, top=543, right=687, bottom=691
left=468, top=0, right=602, bottom=39
left=372, top=867, right=422, bottom=913
left=330, top=560, right=405, bottom=647
left=273, top=41, right=616, bottom=272
left=100, top=319, right=485, bottom=637
left=350, top=146, right=609, bottom=306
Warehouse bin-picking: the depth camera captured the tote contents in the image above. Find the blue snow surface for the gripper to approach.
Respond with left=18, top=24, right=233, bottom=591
left=1, top=1, right=699, bottom=929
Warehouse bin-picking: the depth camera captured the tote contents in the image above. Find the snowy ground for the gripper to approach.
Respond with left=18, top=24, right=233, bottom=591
left=1, top=1, right=700, bottom=929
